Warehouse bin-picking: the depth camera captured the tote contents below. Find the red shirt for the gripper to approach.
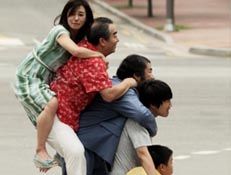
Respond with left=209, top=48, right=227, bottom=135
left=50, top=40, right=112, bottom=131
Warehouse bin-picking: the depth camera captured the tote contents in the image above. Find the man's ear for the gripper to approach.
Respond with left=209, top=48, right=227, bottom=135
left=149, top=104, right=158, bottom=117
left=158, top=163, right=166, bottom=173
left=99, top=38, right=106, bottom=47
left=133, top=74, right=141, bottom=83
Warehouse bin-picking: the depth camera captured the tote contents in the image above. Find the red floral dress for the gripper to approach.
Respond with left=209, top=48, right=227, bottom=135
left=50, top=40, right=112, bottom=131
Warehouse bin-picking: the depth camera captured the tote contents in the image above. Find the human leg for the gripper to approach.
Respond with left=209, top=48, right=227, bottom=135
left=35, top=97, right=58, bottom=162
left=93, top=153, right=109, bottom=175
left=61, top=160, right=67, bottom=175
left=85, top=149, right=95, bottom=175
left=84, top=149, right=109, bottom=175
left=47, top=117, right=86, bottom=175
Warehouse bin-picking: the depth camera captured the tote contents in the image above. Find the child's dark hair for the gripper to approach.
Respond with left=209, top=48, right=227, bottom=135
left=137, top=79, right=173, bottom=108
left=148, top=145, right=173, bottom=167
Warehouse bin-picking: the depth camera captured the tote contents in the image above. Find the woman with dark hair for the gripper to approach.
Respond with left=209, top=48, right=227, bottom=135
left=13, top=0, right=102, bottom=171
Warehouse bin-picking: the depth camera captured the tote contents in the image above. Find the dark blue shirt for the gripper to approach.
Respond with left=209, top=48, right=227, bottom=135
left=78, top=76, right=157, bottom=168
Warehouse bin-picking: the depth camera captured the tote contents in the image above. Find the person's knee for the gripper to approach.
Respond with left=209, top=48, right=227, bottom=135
left=65, top=144, right=85, bottom=160
left=72, top=145, right=85, bottom=158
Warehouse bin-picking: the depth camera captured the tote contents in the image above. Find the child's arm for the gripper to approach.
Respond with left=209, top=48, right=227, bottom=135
left=100, top=78, right=137, bottom=102
left=57, top=34, right=104, bottom=59
left=136, top=146, right=158, bottom=175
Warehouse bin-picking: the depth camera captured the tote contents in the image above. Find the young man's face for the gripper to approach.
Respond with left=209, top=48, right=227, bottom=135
left=159, top=155, right=173, bottom=175
left=136, top=62, right=154, bottom=83
left=157, top=99, right=172, bottom=117
left=143, top=62, right=154, bottom=80
left=103, top=23, right=119, bottom=56
left=150, top=99, right=172, bottom=117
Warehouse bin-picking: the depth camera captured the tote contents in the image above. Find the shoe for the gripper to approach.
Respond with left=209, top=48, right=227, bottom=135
left=33, top=154, right=58, bottom=169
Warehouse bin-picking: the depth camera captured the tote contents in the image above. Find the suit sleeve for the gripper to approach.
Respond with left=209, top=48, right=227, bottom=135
left=110, top=89, right=157, bottom=137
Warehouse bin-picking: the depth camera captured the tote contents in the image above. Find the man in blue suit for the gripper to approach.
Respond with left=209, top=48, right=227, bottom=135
left=60, top=54, right=156, bottom=175
left=60, top=54, right=157, bottom=175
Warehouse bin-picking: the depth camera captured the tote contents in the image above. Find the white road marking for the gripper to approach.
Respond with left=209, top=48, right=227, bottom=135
left=174, top=147, right=231, bottom=161
left=223, top=147, right=231, bottom=151
left=191, top=150, right=221, bottom=155
left=174, top=155, right=191, bottom=160
left=33, top=38, right=41, bottom=45
left=0, top=37, right=24, bottom=46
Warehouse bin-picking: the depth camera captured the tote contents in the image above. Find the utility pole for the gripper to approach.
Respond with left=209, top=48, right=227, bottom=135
left=164, top=0, right=175, bottom=32
left=128, top=0, right=133, bottom=7
left=147, top=0, right=153, bottom=17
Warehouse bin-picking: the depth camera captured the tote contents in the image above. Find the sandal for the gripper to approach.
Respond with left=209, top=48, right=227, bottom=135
left=33, top=154, right=58, bottom=169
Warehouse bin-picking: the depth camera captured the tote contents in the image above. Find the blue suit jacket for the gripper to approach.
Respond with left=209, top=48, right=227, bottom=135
left=77, top=77, right=157, bottom=169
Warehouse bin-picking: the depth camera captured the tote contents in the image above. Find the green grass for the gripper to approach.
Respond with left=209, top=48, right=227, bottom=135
left=174, top=24, right=191, bottom=31
left=156, top=24, right=191, bottom=32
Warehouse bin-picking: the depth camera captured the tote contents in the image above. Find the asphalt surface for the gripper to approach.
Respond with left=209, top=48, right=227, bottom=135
left=0, top=0, right=230, bottom=175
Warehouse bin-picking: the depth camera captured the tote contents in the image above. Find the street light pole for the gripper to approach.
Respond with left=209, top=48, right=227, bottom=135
left=147, top=0, right=153, bottom=17
left=128, top=0, right=133, bottom=7
left=164, top=0, right=175, bottom=32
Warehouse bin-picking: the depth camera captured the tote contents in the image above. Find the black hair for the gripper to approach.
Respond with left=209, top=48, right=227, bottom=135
left=137, top=79, right=173, bottom=108
left=148, top=145, right=173, bottom=167
left=116, top=54, right=151, bottom=80
left=54, top=0, right=93, bottom=42
left=87, top=17, right=113, bottom=45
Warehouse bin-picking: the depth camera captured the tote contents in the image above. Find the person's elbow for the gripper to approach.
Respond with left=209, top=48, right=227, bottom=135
left=136, top=147, right=149, bottom=160
left=100, top=88, right=118, bottom=102
left=100, top=93, right=114, bottom=102
left=70, top=49, right=79, bottom=57
left=152, top=127, right=158, bottom=137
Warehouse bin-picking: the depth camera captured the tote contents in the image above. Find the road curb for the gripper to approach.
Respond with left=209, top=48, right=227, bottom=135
left=92, top=0, right=174, bottom=45
left=189, top=46, right=231, bottom=58
left=92, top=0, right=231, bottom=58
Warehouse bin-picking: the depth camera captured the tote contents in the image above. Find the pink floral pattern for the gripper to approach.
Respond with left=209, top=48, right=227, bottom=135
left=50, top=41, right=112, bottom=131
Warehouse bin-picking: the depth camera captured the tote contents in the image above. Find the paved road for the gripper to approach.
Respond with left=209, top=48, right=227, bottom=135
left=0, top=0, right=230, bottom=175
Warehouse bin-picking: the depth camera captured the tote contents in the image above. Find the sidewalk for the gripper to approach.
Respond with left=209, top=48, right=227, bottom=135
left=94, top=0, right=231, bottom=57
